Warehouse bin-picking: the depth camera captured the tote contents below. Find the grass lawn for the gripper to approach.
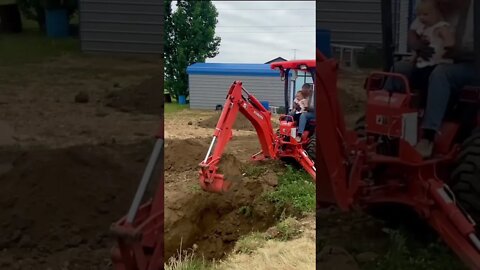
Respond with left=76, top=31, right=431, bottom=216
left=0, top=19, right=79, bottom=66
left=165, top=102, right=189, bottom=113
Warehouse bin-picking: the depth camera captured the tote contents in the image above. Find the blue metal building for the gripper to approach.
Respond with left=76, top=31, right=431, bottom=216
left=187, top=63, right=286, bottom=110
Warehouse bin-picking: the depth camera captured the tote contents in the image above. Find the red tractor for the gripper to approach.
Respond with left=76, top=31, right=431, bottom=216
left=109, top=125, right=164, bottom=270
left=316, top=0, right=480, bottom=268
left=198, top=60, right=316, bottom=193
left=105, top=60, right=318, bottom=269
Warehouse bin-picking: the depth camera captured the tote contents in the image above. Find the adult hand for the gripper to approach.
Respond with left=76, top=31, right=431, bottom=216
left=412, top=38, right=434, bottom=61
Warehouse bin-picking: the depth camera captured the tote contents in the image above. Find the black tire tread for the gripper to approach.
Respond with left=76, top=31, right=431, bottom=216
left=354, top=115, right=366, bottom=137
left=306, top=135, right=316, bottom=161
left=452, top=129, right=480, bottom=225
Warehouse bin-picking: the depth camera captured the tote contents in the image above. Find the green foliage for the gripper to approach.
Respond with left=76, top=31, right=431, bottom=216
left=16, top=0, right=78, bottom=30
left=16, top=0, right=45, bottom=29
left=165, top=248, right=212, bottom=270
left=164, top=0, right=221, bottom=99
left=264, top=166, right=315, bottom=214
left=275, top=217, right=302, bottom=241
left=241, top=164, right=266, bottom=179
left=165, top=258, right=211, bottom=270
left=364, top=229, right=467, bottom=270
left=233, top=232, right=266, bottom=254
left=237, top=205, right=253, bottom=217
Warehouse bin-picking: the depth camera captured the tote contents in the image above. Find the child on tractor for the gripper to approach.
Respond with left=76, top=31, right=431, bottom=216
left=290, top=90, right=308, bottom=123
left=410, top=0, right=456, bottom=92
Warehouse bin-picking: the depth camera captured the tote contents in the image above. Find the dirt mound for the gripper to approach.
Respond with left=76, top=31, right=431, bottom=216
left=164, top=174, right=277, bottom=260
left=198, top=113, right=279, bottom=131
left=105, top=75, right=163, bottom=116
left=218, top=154, right=244, bottom=183
left=0, top=141, right=154, bottom=269
left=164, top=138, right=209, bottom=172
left=164, top=139, right=279, bottom=260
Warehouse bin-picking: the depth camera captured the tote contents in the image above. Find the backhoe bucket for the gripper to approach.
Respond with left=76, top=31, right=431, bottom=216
left=199, top=166, right=232, bottom=193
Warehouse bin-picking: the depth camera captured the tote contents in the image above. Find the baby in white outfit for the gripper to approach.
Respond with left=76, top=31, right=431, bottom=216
left=293, top=91, right=308, bottom=114
left=410, top=0, right=455, bottom=68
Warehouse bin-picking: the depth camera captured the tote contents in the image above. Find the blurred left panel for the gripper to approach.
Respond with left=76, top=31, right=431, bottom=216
left=0, top=0, right=165, bottom=269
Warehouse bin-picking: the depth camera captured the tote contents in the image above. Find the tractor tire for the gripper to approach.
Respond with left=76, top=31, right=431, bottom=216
left=354, top=115, right=366, bottom=137
left=451, top=129, right=480, bottom=226
left=306, top=134, right=316, bottom=161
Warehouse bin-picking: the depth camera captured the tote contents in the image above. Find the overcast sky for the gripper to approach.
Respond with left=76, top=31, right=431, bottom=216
left=172, top=1, right=315, bottom=63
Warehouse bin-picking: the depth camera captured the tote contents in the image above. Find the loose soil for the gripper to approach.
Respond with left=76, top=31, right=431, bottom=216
left=105, top=75, right=164, bottom=116
left=198, top=112, right=279, bottom=131
left=164, top=138, right=280, bottom=260
left=0, top=53, right=161, bottom=269
left=0, top=54, right=160, bottom=149
left=0, top=141, right=154, bottom=270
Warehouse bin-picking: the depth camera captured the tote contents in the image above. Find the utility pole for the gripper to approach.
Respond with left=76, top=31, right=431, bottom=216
left=292, top=49, right=297, bottom=60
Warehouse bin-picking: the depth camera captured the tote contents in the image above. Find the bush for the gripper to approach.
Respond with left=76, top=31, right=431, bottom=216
left=16, top=0, right=77, bottom=30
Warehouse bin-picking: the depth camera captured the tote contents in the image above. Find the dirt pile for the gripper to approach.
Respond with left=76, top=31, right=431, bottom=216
left=0, top=141, right=154, bottom=269
left=198, top=112, right=279, bottom=131
left=164, top=138, right=278, bottom=260
left=164, top=138, right=209, bottom=172
left=164, top=181, right=276, bottom=260
left=218, top=154, right=244, bottom=183
left=105, top=75, right=163, bottom=116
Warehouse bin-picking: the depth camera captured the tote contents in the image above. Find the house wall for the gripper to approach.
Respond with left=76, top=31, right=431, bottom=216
left=79, top=0, right=163, bottom=54
left=317, top=0, right=412, bottom=53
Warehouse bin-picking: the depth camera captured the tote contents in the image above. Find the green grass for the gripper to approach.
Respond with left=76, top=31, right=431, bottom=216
left=0, top=18, right=79, bottom=66
left=165, top=102, right=189, bottom=113
left=363, top=229, right=467, bottom=270
left=264, top=166, right=315, bottom=214
left=237, top=205, right=253, bottom=217
left=165, top=249, right=213, bottom=270
left=165, top=259, right=212, bottom=270
left=0, top=29, right=79, bottom=66
left=233, top=232, right=267, bottom=254
left=242, top=164, right=267, bottom=179
left=274, top=217, right=302, bottom=241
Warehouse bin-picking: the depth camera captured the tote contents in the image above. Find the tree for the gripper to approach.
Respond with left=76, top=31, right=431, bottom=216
left=164, top=0, right=221, bottom=100
left=16, top=0, right=78, bottom=31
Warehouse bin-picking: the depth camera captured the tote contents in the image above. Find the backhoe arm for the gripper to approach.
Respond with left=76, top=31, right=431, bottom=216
left=111, top=125, right=164, bottom=270
left=315, top=49, right=353, bottom=210
left=199, top=81, right=277, bottom=193
left=315, top=49, right=480, bottom=268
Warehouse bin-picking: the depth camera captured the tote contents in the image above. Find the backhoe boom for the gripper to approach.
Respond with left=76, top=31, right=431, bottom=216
left=199, top=81, right=277, bottom=193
